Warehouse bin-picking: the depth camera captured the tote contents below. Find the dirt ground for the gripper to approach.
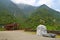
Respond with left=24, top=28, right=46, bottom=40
left=0, top=30, right=60, bottom=40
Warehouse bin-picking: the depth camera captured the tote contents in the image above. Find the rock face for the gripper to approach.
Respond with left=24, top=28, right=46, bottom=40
left=36, top=25, right=47, bottom=36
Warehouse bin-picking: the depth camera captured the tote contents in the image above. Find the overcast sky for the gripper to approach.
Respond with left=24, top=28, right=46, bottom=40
left=11, top=0, right=60, bottom=12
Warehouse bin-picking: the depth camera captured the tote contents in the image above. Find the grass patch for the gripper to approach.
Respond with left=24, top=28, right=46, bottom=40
left=56, top=35, right=60, bottom=38
left=24, top=31, right=36, bottom=35
left=0, top=26, right=5, bottom=31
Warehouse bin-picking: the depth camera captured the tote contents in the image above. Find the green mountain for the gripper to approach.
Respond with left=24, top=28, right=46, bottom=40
left=17, top=4, right=37, bottom=17
left=26, top=4, right=60, bottom=30
left=0, top=0, right=25, bottom=24
left=0, top=0, right=60, bottom=31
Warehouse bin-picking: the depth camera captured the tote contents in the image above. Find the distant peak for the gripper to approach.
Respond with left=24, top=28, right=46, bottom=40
left=41, top=4, right=48, bottom=7
left=38, top=4, right=49, bottom=9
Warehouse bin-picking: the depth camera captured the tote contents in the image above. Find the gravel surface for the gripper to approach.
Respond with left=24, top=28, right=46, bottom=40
left=0, top=30, right=60, bottom=40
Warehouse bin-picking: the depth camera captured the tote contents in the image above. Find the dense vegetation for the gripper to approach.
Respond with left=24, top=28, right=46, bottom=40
left=0, top=10, right=16, bottom=24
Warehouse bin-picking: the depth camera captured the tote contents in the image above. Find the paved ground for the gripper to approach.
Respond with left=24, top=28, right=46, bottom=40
left=0, top=30, right=60, bottom=40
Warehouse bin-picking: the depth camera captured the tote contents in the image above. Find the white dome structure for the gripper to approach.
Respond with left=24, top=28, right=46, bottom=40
left=36, top=25, right=47, bottom=36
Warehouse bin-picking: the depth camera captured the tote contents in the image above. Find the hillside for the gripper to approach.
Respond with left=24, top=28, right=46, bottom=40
left=17, top=3, right=37, bottom=17
left=25, top=4, right=60, bottom=30
left=0, top=0, right=26, bottom=24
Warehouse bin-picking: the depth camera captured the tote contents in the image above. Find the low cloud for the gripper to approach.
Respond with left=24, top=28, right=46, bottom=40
left=11, top=0, right=60, bottom=12
left=11, top=0, right=35, bottom=5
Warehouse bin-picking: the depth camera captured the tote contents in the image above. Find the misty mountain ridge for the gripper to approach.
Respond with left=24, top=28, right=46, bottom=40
left=17, top=3, right=37, bottom=17
left=17, top=3, right=60, bottom=17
